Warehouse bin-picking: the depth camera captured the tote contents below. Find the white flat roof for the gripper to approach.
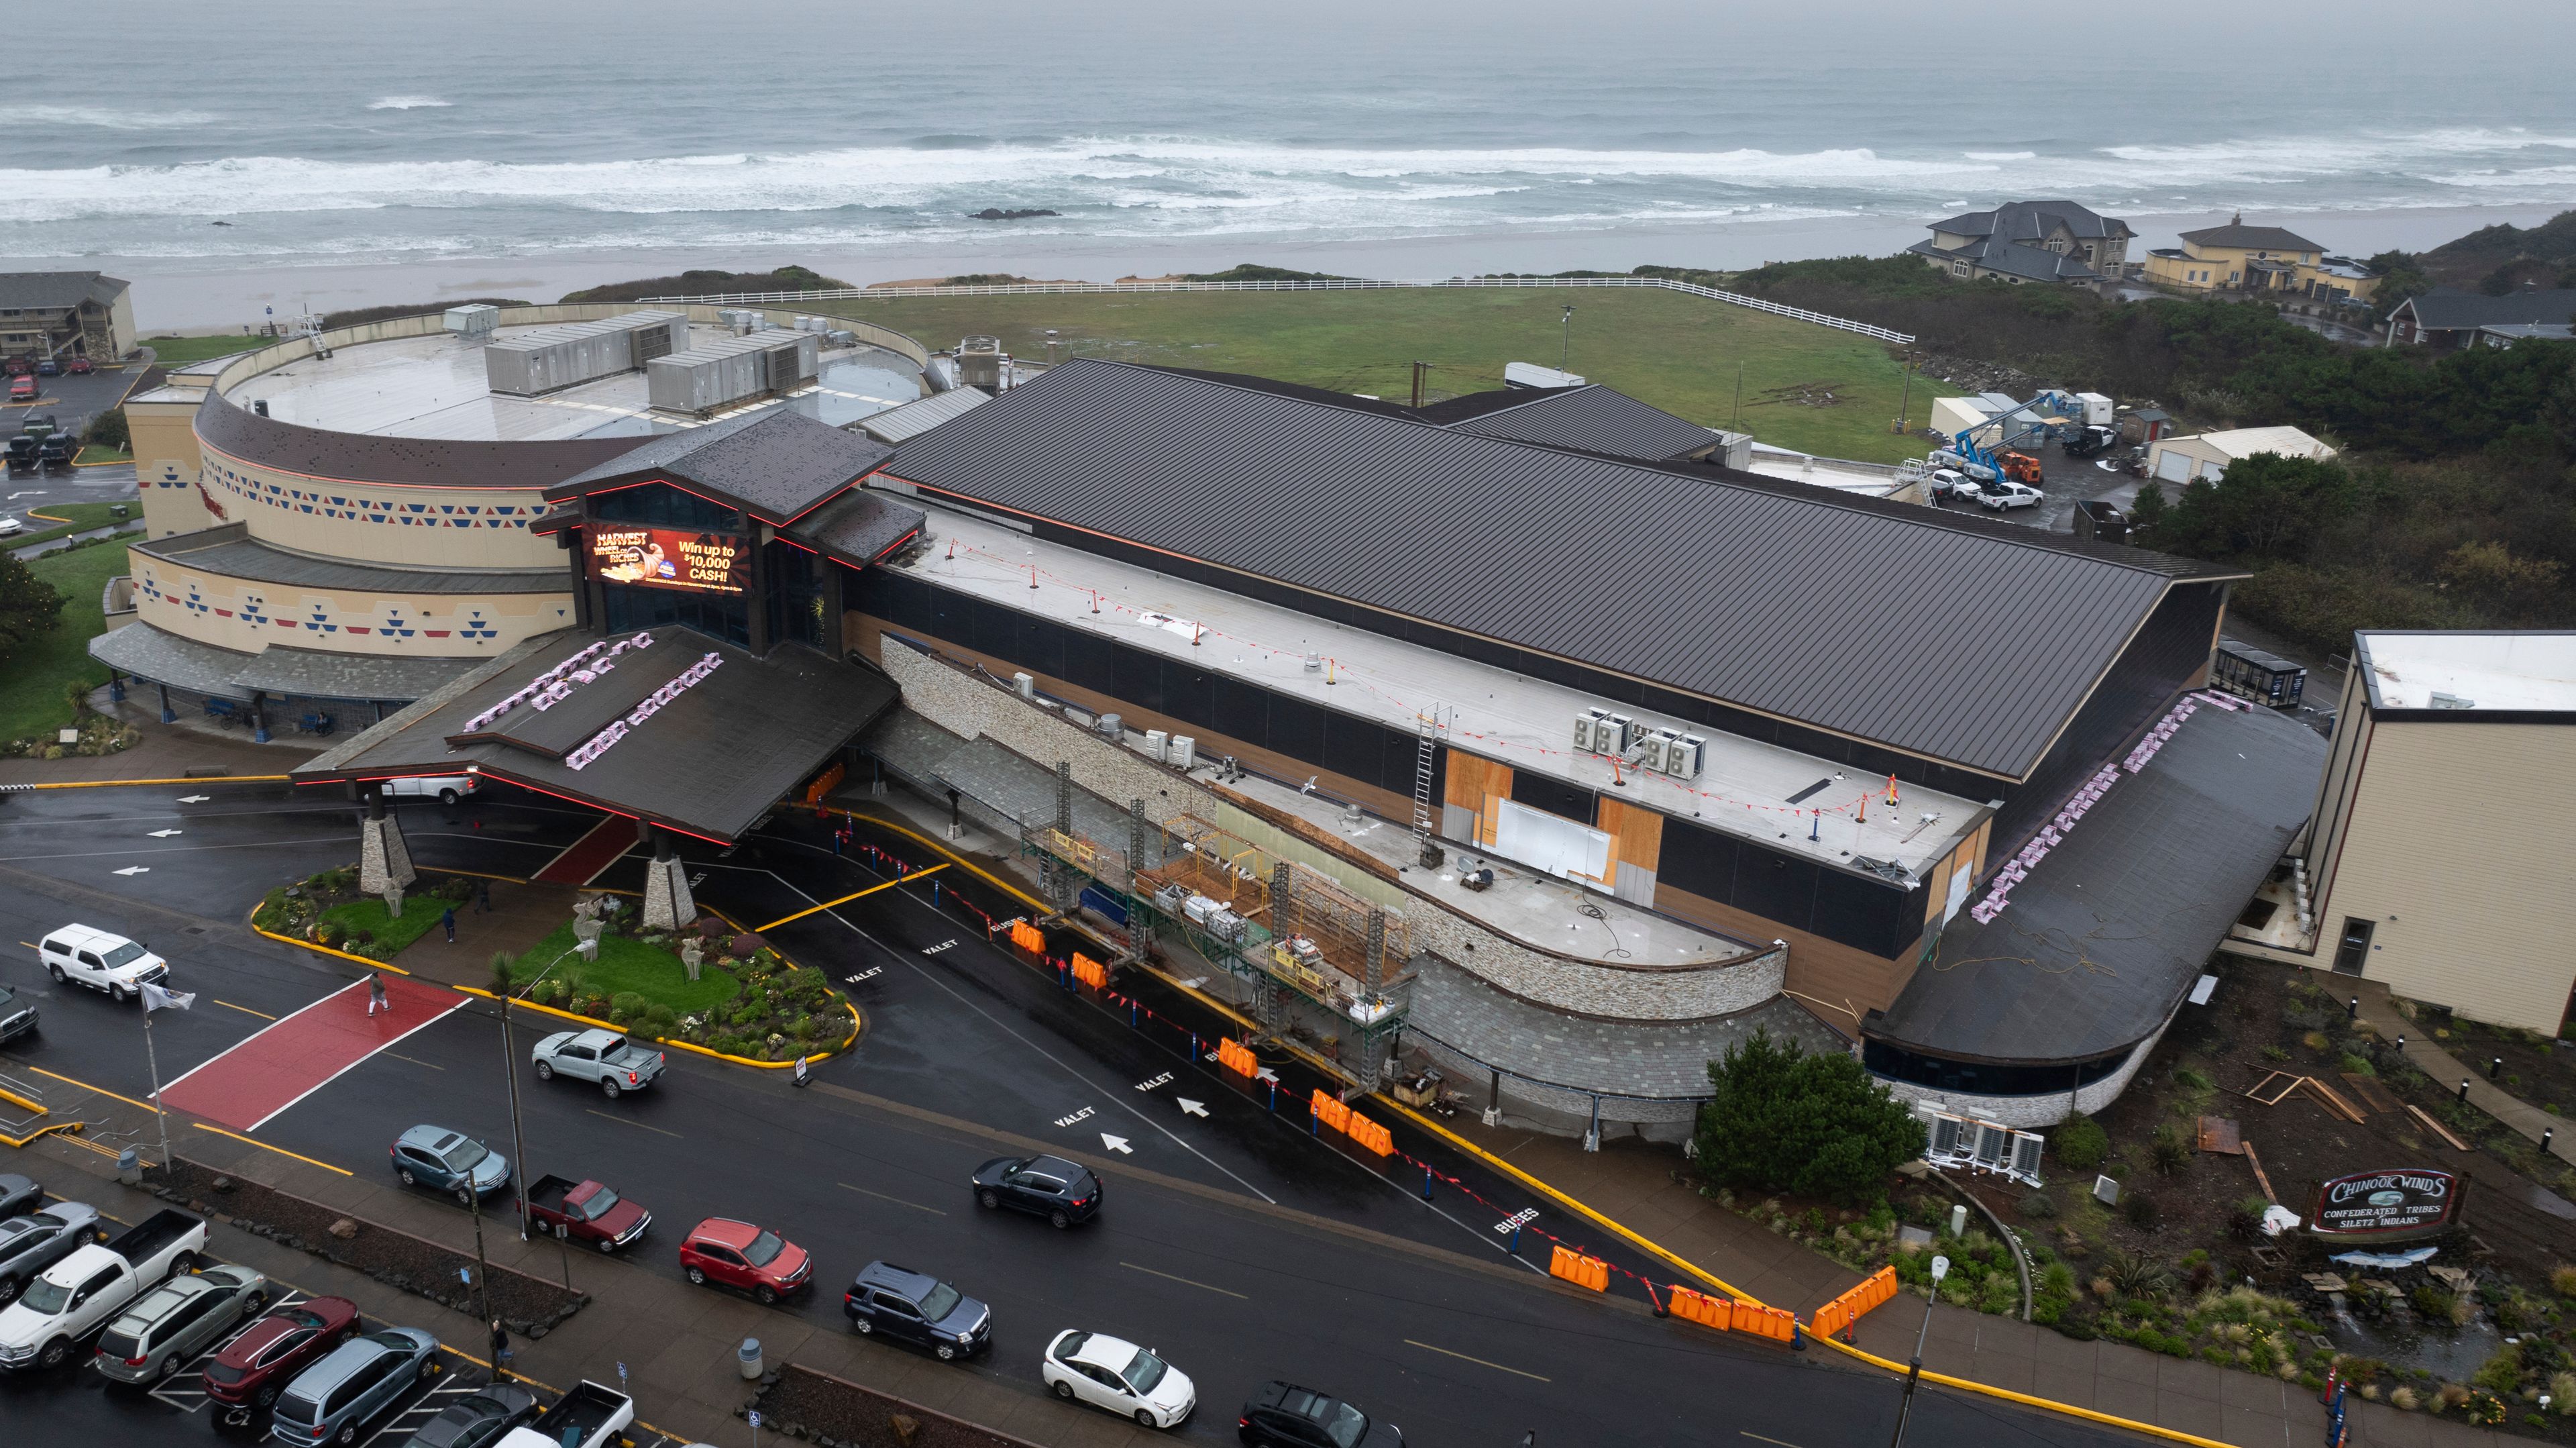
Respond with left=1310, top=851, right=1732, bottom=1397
left=1741, top=447, right=1907, bottom=497
left=886, top=497, right=1985, bottom=875
left=2359, top=631, right=2576, bottom=713
left=221, top=323, right=919, bottom=442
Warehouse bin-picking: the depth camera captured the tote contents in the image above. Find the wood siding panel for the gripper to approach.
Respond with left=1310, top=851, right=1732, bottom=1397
left=1444, top=749, right=1513, bottom=847
left=1655, top=880, right=1910, bottom=1030
left=1597, top=796, right=1664, bottom=886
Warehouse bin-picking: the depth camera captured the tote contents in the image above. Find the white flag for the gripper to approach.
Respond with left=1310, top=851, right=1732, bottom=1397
left=142, top=982, right=195, bottom=1013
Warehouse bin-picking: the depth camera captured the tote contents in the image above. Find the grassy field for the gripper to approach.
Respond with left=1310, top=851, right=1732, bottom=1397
left=13, top=502, right=129, bottom=550
left=140, top=334, right=266, bottom=365
left=804, top=287, right=1955, bottom=463
left=0, top=539, right=131, bottom=742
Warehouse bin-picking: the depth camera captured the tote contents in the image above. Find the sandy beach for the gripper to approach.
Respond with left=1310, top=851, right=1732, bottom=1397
left=30, top=202, right=2566, bottom=335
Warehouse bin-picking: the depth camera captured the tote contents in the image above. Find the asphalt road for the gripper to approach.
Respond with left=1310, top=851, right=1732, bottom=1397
left=0, top=780, right=2152, bottom=1448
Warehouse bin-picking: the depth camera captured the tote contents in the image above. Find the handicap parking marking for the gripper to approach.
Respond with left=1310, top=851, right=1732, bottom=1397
left=360, top=1367, right=483, bottom=1447
left=148, top=1288, right=317, bottom=1413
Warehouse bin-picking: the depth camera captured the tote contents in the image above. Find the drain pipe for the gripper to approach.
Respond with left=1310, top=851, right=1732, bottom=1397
left=1931, top=1167, right=2033, bottom=1321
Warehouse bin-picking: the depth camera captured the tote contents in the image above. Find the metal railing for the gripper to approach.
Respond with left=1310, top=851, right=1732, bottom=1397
left=642, top=274, right=1914, bottom=345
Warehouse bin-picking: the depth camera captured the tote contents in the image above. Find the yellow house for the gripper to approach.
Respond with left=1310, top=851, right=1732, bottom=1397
left=2143, top=215, right=2379, bottom=303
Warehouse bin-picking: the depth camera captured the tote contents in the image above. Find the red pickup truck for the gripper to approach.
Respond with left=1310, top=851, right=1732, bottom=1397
left=521, top=1176, right=650, bottom=1253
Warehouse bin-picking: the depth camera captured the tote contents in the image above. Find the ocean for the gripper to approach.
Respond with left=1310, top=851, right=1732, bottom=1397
left=13, top=0, right=2576, bottom=313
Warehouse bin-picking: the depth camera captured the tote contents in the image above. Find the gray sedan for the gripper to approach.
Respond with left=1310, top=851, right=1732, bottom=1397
left=0, top=1203, right=105, bottom=1307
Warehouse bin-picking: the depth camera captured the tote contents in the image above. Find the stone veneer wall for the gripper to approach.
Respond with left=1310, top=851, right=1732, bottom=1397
left=881, top=644, right=1786, bottom=1025
left=1872, top=1011, right=2176, bottom=1131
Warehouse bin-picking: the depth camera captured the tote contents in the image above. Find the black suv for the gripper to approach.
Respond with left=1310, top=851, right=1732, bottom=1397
left=843, top=1260, right=991, bottom=1361
left=1240, top=1381, right=1403, bottom=1448
left=1, top=435, right=32, bottom=473
left=971, top=1154, right=1101, bottom=1228
left=34, top=433, right=75, bottom=471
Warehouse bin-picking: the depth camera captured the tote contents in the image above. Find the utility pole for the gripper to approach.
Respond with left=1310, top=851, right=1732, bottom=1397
left=1410, top=360, right=1426, bottom=409
left=1559, top=306, right=1574, bottom=370
left=1895, top=348, right=1916, bottom=433
left=1890, top=1255, right=1949, bottom=1448
left=1731, top=362, right=1745, bottom=432
left=494, top=953, right=533, bottom=1243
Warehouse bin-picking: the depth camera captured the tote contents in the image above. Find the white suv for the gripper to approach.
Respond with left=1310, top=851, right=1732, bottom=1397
left=38, top=926, right=170, bottom=1004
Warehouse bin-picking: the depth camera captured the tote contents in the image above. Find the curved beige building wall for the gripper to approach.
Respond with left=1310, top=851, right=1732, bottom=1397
left=129, top=551, right=572, bottom=658
left=193, top=444, right=559, bottom=569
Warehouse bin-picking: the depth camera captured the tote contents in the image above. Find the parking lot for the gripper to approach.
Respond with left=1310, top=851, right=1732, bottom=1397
left=3, top=359, right=141, bottom=438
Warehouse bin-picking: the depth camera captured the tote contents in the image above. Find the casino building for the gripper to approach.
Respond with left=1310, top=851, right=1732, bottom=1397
left=160, top=306, right=2323, bottom=1139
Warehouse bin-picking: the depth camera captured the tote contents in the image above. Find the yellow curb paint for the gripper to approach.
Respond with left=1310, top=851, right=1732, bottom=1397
left=453, top=986, right=863, bottom=1072
left=828, top=808, right=1049, bottom=910
left=191, top=1123, right=354, bottom=1177
left=753, top=864, right=947, bottom=932
left=21, top=774, right=293, bottom=790
left=248, top=917, right=413, bottom=976
left=0, top=1086, right=46, bottom=1116
left=24, top=1065, right=162, bottom=1115
left=1815, top=1336, right=2235, bottom=1448
left=0, top=1121, right=87, bottom=1150
left=24, top=507, right=76, bottom=524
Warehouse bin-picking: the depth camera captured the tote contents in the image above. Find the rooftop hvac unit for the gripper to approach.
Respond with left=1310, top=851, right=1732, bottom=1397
left=1926, top=1113, right=1967, bottom=1158
left=1012, top=671, right=1034, bottom=699
left=1168, top=735, right=1196, bottom=770
left=1971, top=1121, right=2012, bottom=1170
left=1571, top=714, right=1597, bottom=753
left=1666, top=734, right=1705, bottom=780
left=1636, top=733, right=1668, bottom=772
left=1600, top=713, right=1633, bottom=754
left=1143, top=729, right=1169, bottom=762
left=482, top=310, right=686, bottom=396
left=443, top=303, right=499, bottom=339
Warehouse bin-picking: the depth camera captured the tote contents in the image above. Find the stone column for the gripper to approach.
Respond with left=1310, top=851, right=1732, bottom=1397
left=357, top=786, right=417, bottom=909
left=641, top=823, right=697, bottom=931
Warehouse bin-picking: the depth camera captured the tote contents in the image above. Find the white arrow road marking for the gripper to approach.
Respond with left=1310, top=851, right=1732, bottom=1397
left=114, top=866, right=149, bottom=876
left=1177, top=1098, right=1209, bottom=1118
left=1100, top=1133, right=1133, bottom=1154
left=148, top=829, right=182, bottom=838
left=176, top=794, right=210, bottom=804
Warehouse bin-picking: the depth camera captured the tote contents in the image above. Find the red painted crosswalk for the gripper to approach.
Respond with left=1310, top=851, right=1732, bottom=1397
left=533, top=814, right=635, bottom=886
left=159, top=973, right=462, bottom=1132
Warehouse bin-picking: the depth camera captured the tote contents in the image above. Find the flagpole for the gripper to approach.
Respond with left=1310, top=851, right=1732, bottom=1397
left=142, top=996, right=172, bottom=1172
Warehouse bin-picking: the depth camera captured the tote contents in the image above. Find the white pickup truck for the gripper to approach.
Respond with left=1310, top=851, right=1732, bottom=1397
left=0, top=1208, right=206, bottom=1372
left=495, top=1380, right=635, bottom=1448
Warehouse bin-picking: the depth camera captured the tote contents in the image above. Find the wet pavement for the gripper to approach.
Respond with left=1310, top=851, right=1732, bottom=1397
left=0, top=776, right=2155, bottom=1448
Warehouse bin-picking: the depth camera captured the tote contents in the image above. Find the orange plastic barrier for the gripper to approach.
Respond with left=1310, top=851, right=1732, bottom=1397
left=1548, top=1245, right=1610, bottom=1293
left=1008, top=921, right=1044, bottom=953
left=1344, top=1111, right=1394, bottom=1157
left=1667, top=1286, right=1730, bottom=1331
left=1730, top=1299, right=1799, bottom=1343
left=1216, top=1037, right=1256, bottom=1077
left=1810, top=1265, right=1900, bottom=1341
left=1310, top=1090, right=1351, bottom=1134
left=804, top=762, right=847, bottom=805
left=1069, top=953, right=1107, bottom=988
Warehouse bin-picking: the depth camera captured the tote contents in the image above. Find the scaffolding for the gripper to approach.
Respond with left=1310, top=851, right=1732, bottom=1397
left=1024, top=809, right=1415, bottom=1091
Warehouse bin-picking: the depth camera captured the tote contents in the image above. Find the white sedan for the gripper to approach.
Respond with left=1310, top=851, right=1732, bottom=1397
left=1041, top=1329, right=1195, bottom=1429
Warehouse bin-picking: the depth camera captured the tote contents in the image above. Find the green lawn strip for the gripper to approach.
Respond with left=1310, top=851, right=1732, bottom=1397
left=72, top=447, right=133, bottom=466
left=509, top=921, right=741, bottom=1017
left=141, top=335, right=272, bottom=365
left=319, top=893, right=455, bottom=960
left=808, top=287, right=1961, bottom=463
left=12, top=502, right=127, bottom=550
left=0, top=539, right=136, bottom=741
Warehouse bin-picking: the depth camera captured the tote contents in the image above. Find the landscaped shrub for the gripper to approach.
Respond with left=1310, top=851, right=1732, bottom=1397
left=1690, top=1030, right=1925, bottom=1205
left=610, top=991, right=645, bottom=1019
left=2051, top=1115, right=2108, bottom=1172
left=2149, top=1125, right=2192, bottom=1175
left=2123, top=1192, right=2160, bottom=1228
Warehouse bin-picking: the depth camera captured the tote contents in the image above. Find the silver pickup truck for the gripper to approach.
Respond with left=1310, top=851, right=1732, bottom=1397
left=531, top=1029, right=665, bottom=1099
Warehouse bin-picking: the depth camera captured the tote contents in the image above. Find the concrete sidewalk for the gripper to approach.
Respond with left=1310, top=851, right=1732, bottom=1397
left=2351, top=978, right=2576, bottom=1169
left=1440, top=1116, right=2491, bottom=1448
left=0, top=715, right=313, bottom=786
left=24, top=1119, right=1163, bottom=1448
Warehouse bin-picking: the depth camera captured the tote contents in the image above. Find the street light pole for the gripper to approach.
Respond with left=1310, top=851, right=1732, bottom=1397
left=494, top=952, right=532, bottom=1243
left=1559, top=305, right=1574, bottom=370
left=1890, top=1255, right=1949, bottom=1448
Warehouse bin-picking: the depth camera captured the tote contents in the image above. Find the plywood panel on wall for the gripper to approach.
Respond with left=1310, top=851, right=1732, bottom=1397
left=1444, top=750, right=1513, bottom=846
left=1596, top=796, right=1664, bottom=886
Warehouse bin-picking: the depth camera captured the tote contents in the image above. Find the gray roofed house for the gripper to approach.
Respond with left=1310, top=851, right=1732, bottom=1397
left=546, top=409, right=892, bottom=525
left=1424, top=384, right=1723, bottom=462
left=1911, top=201, right=2133, bottom=290
left=880, top=356, right=2238, bottom=780
left=2176, top=221, right=2324, bottom=253
left=0, top=270, right=134, bottom=361
left=2387, top=286, right=2576, bottom=350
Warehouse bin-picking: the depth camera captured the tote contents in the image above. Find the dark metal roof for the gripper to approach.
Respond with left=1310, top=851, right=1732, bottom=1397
left=546, top=409, right=891, bottom=526
left=2395, top=287, right=2576, bottom=330
left=87, top=621, right=486, bottom=703
left=1412, top=387, right=1579, bottom=424
left=1867, top=701, right=2326, bottom=1064
left=2178, top=222, right=2322, bottom=252
left=1908, top=236, right=2101, bottom=283
left=294, top=626, right=897, bottom=841
left=196, top=386, right=649, bottom=490
left=1431, top=384, right=1720, bottom=461
left=882, top=357, right=2235, bottom=778
left=784, top=489, right=924, bottom=568
left=134, top=525, right=573, bottom=595
left=0, top=270, right=128, bottom=311
left=855, top=387, right=990, bottom=444
left=1928, top=201, right=2131, bottom=242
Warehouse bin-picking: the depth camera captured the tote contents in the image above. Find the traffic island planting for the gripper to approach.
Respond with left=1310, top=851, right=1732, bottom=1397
left=503, top=908, right=847, bottom=1063
left=256, top=866, right=475, bottom=962
left=153, top=1157, right=586, bottom=1338
left=747, top=1363, right=1046, bottom=1448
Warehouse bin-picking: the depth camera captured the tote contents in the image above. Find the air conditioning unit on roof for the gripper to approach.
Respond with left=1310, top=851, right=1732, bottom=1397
left=1636, top=733, right=1668, bottom=772
left=1572, top=713, right=1597, bottom=753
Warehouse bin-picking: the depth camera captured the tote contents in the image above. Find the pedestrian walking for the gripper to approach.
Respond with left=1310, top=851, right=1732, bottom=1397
left=793, top=1054, right=811, bottom=1088
left=488, top=1319, right=511, bottom=1379
left=441, top=907, right=457, bottom=943
left=366, top=972, right=388, bottom=1016
left=475, top=878, right=492, bottom=913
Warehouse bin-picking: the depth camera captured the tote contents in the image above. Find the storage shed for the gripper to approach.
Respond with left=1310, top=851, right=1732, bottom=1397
left=2146, top=425, right=2335, bottom=484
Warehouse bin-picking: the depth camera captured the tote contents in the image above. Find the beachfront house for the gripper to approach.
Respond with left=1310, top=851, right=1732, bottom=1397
left=2141, top=217, right=2378, bottom=303
left=1908, top=201, right=2131, bottom=290
left=2384, top=285, right=2576, bottom=350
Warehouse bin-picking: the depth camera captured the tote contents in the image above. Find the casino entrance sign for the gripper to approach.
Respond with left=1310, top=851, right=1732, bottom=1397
left=2310, top=1168, right=2465, bottom=1241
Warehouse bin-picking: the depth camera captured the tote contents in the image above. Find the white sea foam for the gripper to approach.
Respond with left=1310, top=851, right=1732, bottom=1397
left=20, top=106, right=218, bottom=130
left=367, top=97, right=453, bottom=111
left=1964, top=151, right=2037, bottom=161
